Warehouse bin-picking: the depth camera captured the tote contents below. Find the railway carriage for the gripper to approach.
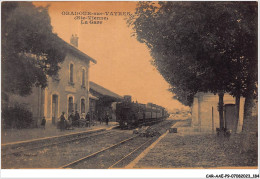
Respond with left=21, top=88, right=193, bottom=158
left=116, top=96, right=167, bottom=129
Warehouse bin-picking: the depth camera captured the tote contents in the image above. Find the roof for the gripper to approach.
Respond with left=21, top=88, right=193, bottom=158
left=65, top=42, right=97, bottom=64
left=57, top=36, right=97, bottom=64
left=89, top=81, right=123, bottom=100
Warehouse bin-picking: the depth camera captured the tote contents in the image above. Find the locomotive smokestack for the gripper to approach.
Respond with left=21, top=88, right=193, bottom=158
left=123, top=95, right=132, bottom=103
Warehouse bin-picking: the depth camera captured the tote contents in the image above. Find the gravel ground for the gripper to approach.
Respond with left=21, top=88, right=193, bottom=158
left=71, top=119, right=177, bottom=169
left=134, top=132, right=258, bottom=168
left=1, top=119, right=183, bottom=169
left=2, top=129, right=133, bottom=168
left=72, top=136, right=149, bottom=169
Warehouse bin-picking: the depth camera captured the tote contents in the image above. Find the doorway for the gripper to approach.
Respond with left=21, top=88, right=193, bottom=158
left=224, top=104, right=237, bottom=133
left=52, top=94, right=59, bottom=124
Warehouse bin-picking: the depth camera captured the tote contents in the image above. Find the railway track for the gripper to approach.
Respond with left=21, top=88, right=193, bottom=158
left=108, top=137, right=154, bottom=169
left=61, top=135, right=156, bottom=169
left=60, top=120, right=175, bottom=169
left=2, top=120, right=176, bottom=169
left=1, top=128, right=134, bottom=169
left=61, top=135, right=139, bottom=168
left=2, top=130, right=118, bottom=156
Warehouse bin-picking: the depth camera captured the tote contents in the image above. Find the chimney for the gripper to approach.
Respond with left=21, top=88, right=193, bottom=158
left=70, top=34, right=79, bottom=48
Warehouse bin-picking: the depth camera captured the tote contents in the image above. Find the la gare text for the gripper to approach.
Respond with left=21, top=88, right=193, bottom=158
left=81, top=20, right=103, bottom=24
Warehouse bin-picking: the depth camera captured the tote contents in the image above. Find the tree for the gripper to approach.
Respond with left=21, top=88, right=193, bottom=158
left=128, top=2, right=257, bottom=131
left=2, top=2, right=66, bottom=97
left=206, top=3, right=257, bottom=132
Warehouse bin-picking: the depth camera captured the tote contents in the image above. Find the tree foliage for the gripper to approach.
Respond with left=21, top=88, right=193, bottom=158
left=128, top=2, right=257, bottom=106
left=2, top=104, right=33, bottom=128
left=2, top=2, right=66, bottom=96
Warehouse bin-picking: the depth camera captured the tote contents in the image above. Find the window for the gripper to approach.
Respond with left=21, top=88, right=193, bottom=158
left=82, top=69, right=85, bottom=87
left=69, top=63, right=74, bottom=83
left=90, top=99, right=95, bottom=112
left=68, top=97, right=73, bottom=114
left=81, top=98, right=85, bottom=114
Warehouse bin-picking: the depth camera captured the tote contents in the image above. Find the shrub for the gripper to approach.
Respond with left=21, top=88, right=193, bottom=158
left=2, top=104, right=33, bottom=129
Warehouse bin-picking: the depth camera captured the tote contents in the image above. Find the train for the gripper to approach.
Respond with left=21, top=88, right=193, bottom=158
left=116, top=95, right=168, bottom=129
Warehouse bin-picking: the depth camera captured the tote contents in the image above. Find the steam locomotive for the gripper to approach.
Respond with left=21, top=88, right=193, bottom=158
left=116, top=96, right=168, bottom=129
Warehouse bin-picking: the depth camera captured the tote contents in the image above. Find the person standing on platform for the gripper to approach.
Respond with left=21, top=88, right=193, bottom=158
left=105, top=113, right=109, bottom=126
left=41, top=116, right=46, bottom=130
left=69, top=110, right=75, bottom=126
left=85, top=112, right=90, bottom=127
left=60, top=112, right=66, bottom=131
left=93, top=112, right=97, bottom=126
left=69, top=111, right=75, bottom=127
left=66, top=113, right=73, bottom=130
left=75, top=111, right=80, bottom=127
left=98, top=112, right=103, bottom=124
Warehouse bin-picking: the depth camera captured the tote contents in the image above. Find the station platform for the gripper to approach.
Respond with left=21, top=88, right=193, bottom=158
left=1, top=121, right=118, bottom=145
left=126, top=120, right=258, bottom=169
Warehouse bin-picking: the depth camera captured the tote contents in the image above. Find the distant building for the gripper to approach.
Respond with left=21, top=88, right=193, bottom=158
left=8, top=34, right=97, bottom=126
left=89, top=81, right=123, bottom=121
left=191, top=92, right=245, bottom=133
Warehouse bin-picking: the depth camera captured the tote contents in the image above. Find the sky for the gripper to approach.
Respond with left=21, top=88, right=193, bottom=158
left=34, top=2, right=189, bottom=112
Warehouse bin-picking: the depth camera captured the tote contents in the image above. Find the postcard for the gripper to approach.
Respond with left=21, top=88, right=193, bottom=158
left=1, top=1, right=258, bottom=178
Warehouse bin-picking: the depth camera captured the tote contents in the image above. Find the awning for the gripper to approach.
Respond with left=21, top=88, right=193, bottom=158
left=89, top=93, right=99, bottom=100
left=89, top=81, right=123, bottom=101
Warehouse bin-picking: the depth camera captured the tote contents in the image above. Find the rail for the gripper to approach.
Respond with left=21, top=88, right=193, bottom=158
left=61, top=135, right=138, bottom=168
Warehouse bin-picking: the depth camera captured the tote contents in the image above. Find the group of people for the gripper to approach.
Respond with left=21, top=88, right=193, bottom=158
left=98, top=113, right=110, bottom=126
left=40, top=110, right=111, bottom=131
left=58, top=110, right=83, bottom=131
left=58, top=111, right=110, bottom=131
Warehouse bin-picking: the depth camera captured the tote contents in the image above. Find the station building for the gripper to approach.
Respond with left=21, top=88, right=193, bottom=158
left=89, top=81, right=123, bottom=121
left=8, top=35, right=97, bottom=126
left=191, top=92, right=246, bottom=133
